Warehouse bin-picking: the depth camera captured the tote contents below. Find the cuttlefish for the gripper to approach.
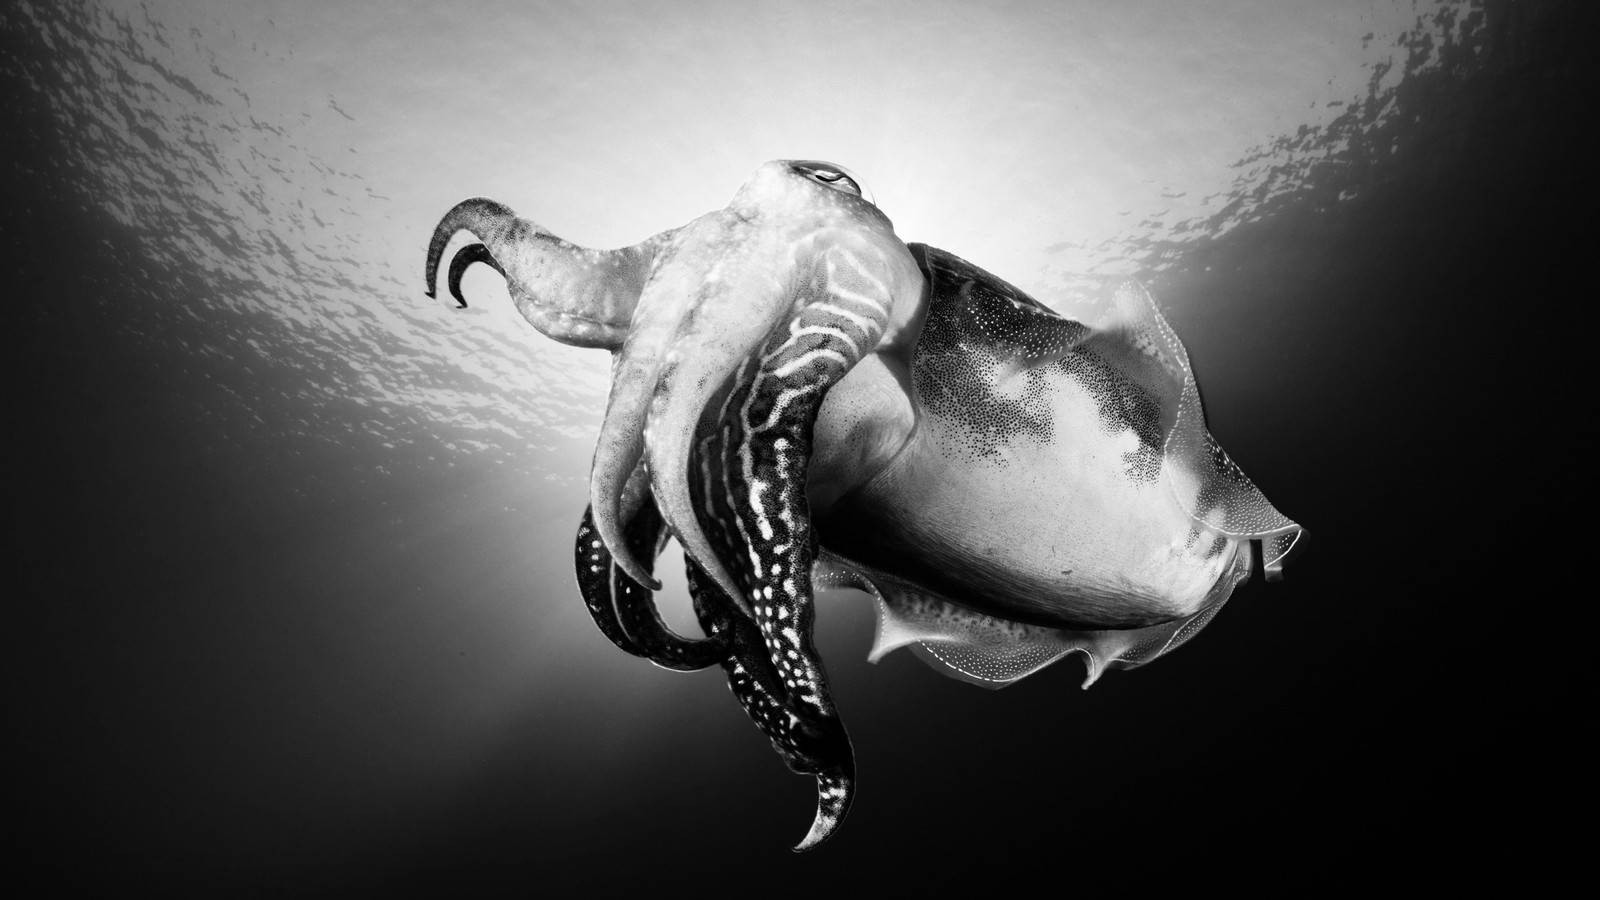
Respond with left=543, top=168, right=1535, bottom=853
left=423, top=160, right=1302, bottom=850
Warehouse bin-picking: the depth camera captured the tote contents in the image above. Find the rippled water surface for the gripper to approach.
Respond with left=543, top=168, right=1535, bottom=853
left=7, top=0, right=1582, bottom=891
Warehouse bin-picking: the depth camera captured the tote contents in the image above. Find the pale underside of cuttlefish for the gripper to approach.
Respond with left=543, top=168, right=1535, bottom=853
left=423, top=160, right=1302, bottom=851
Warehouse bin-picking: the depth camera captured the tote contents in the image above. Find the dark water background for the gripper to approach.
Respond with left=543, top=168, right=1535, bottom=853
left=5, top=1, right=1586, bottom=892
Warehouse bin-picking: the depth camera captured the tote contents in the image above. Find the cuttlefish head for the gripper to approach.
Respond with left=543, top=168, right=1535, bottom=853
left=426, top=160, right=926, bottom=849
left=427, top=160, right=921, bottom=600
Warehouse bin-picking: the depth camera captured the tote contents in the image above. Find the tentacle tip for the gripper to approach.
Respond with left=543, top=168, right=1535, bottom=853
left=616, top=553, right=662, bottom=591
left=792, top=773, right=852, bottom=852
left=423, top=286, right=468, bottom=308
left=620, top=563, right=661, bottom=591
left=792, top=817, right=837, bottom=853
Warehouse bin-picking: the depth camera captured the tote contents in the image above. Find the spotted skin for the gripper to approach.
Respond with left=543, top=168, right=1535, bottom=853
left=572, top=504, right=725, bottom=671
left=610, top=496, right=727, bottom=670
left=686, top=559, right=853, bottom=851
left=722, top=248, right=889, bottom=715
left=573, top=507, right=642, bottom=657
left=580, top=480, right=852, bottom=841
left=908, top=245, right=1164, bottom=480
left=817, top=245, right=1277, bottom=631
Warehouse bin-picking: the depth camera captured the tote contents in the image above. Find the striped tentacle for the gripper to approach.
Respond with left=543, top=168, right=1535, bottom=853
left=686, top=244, right=894, bottom=849
left=686, top=559, right=854, bottom=852
left=727, top=246, right=890, bottom=720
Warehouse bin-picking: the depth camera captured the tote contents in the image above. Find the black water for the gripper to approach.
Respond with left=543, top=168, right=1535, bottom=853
left=6, top=1, right=1586, bottom=892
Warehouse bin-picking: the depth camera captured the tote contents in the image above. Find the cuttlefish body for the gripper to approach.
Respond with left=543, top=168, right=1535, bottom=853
left=424, top=160, right=1302, bottom=850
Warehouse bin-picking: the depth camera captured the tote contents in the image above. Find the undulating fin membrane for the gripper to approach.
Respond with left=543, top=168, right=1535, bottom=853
left=1258, top=530, right=1304, bottom=581
left=861, top=572, right=1239, bottom=689
left=1090, top=280, right=1303, bottom=561
left=812, top=551, right=882, bottom=594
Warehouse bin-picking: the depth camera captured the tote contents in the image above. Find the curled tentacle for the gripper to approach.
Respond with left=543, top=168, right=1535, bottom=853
left=424, top=197, right=670, bottom=349
left=611, top=497, right=727, bottom=671
left=687, top=560, right=854, bottom=851
left=572, top=498, right=726, bottom=670
left=443, top=242, right=501, bottom=309
left=574, top=507, right=643, bottom=656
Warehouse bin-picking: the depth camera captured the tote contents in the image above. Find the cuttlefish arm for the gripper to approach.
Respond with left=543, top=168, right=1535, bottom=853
left=573, top=498, right=728, bottom=671
left=687, top=558, right=853, bottom=851
left=610, top=488, right=729, bottom=671
left=640, top=164, right=921, bottom=849
left=682, top=233, right=923, bottom=849
left=424, top=196, right=675, bottom=350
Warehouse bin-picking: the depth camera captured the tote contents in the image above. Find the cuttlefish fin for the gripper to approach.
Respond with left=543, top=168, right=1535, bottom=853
left=811, top=551, right=881, bottom=594
left=1089, top=280, right=1303, bottom=556
left=861, top=576, right=1240, bottom=690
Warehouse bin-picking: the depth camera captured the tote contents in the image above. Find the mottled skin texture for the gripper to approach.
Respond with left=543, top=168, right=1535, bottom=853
left=423, top=160, right=1302, bottom=850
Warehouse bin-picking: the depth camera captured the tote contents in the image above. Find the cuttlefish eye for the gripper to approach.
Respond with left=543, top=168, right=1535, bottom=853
left=789, top=160, right=873, bottom=204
